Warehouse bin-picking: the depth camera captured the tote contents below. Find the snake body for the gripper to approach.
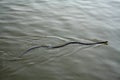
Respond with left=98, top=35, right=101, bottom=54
left=19, top=41, right=108, bottom=57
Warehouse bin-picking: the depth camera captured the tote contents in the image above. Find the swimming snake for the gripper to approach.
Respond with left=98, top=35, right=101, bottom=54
left=19, top=41, right=108, bottom=57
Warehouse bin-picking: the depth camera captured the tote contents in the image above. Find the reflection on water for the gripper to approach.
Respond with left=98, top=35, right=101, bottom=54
left=0, top=0, right=120, bottom=80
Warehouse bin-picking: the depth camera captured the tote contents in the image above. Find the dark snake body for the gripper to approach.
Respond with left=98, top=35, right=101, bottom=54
left=19, top=41, right=108, bottom=57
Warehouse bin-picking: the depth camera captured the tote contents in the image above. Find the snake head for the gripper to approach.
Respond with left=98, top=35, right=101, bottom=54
left=103, top=41, right=108, bottom=45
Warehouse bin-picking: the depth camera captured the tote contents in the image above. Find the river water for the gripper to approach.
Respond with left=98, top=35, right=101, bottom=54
left=0, top=0, right=120, bottom=80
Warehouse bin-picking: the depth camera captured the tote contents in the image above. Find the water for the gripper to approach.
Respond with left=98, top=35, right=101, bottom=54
left=0, top=0, right=120, bottom=80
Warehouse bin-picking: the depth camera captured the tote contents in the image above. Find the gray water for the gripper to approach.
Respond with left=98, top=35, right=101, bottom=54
left=0, top=0, right=120, bottom=80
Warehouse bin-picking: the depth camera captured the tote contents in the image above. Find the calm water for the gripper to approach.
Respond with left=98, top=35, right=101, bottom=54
left=0, top=0, right=120, bottom=80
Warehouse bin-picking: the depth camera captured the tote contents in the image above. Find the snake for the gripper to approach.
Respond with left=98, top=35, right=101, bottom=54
left=19, top=41, right=108, bottom=57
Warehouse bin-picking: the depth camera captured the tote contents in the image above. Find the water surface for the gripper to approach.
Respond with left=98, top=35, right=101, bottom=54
left=0, top=0, right=120, bottom=80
